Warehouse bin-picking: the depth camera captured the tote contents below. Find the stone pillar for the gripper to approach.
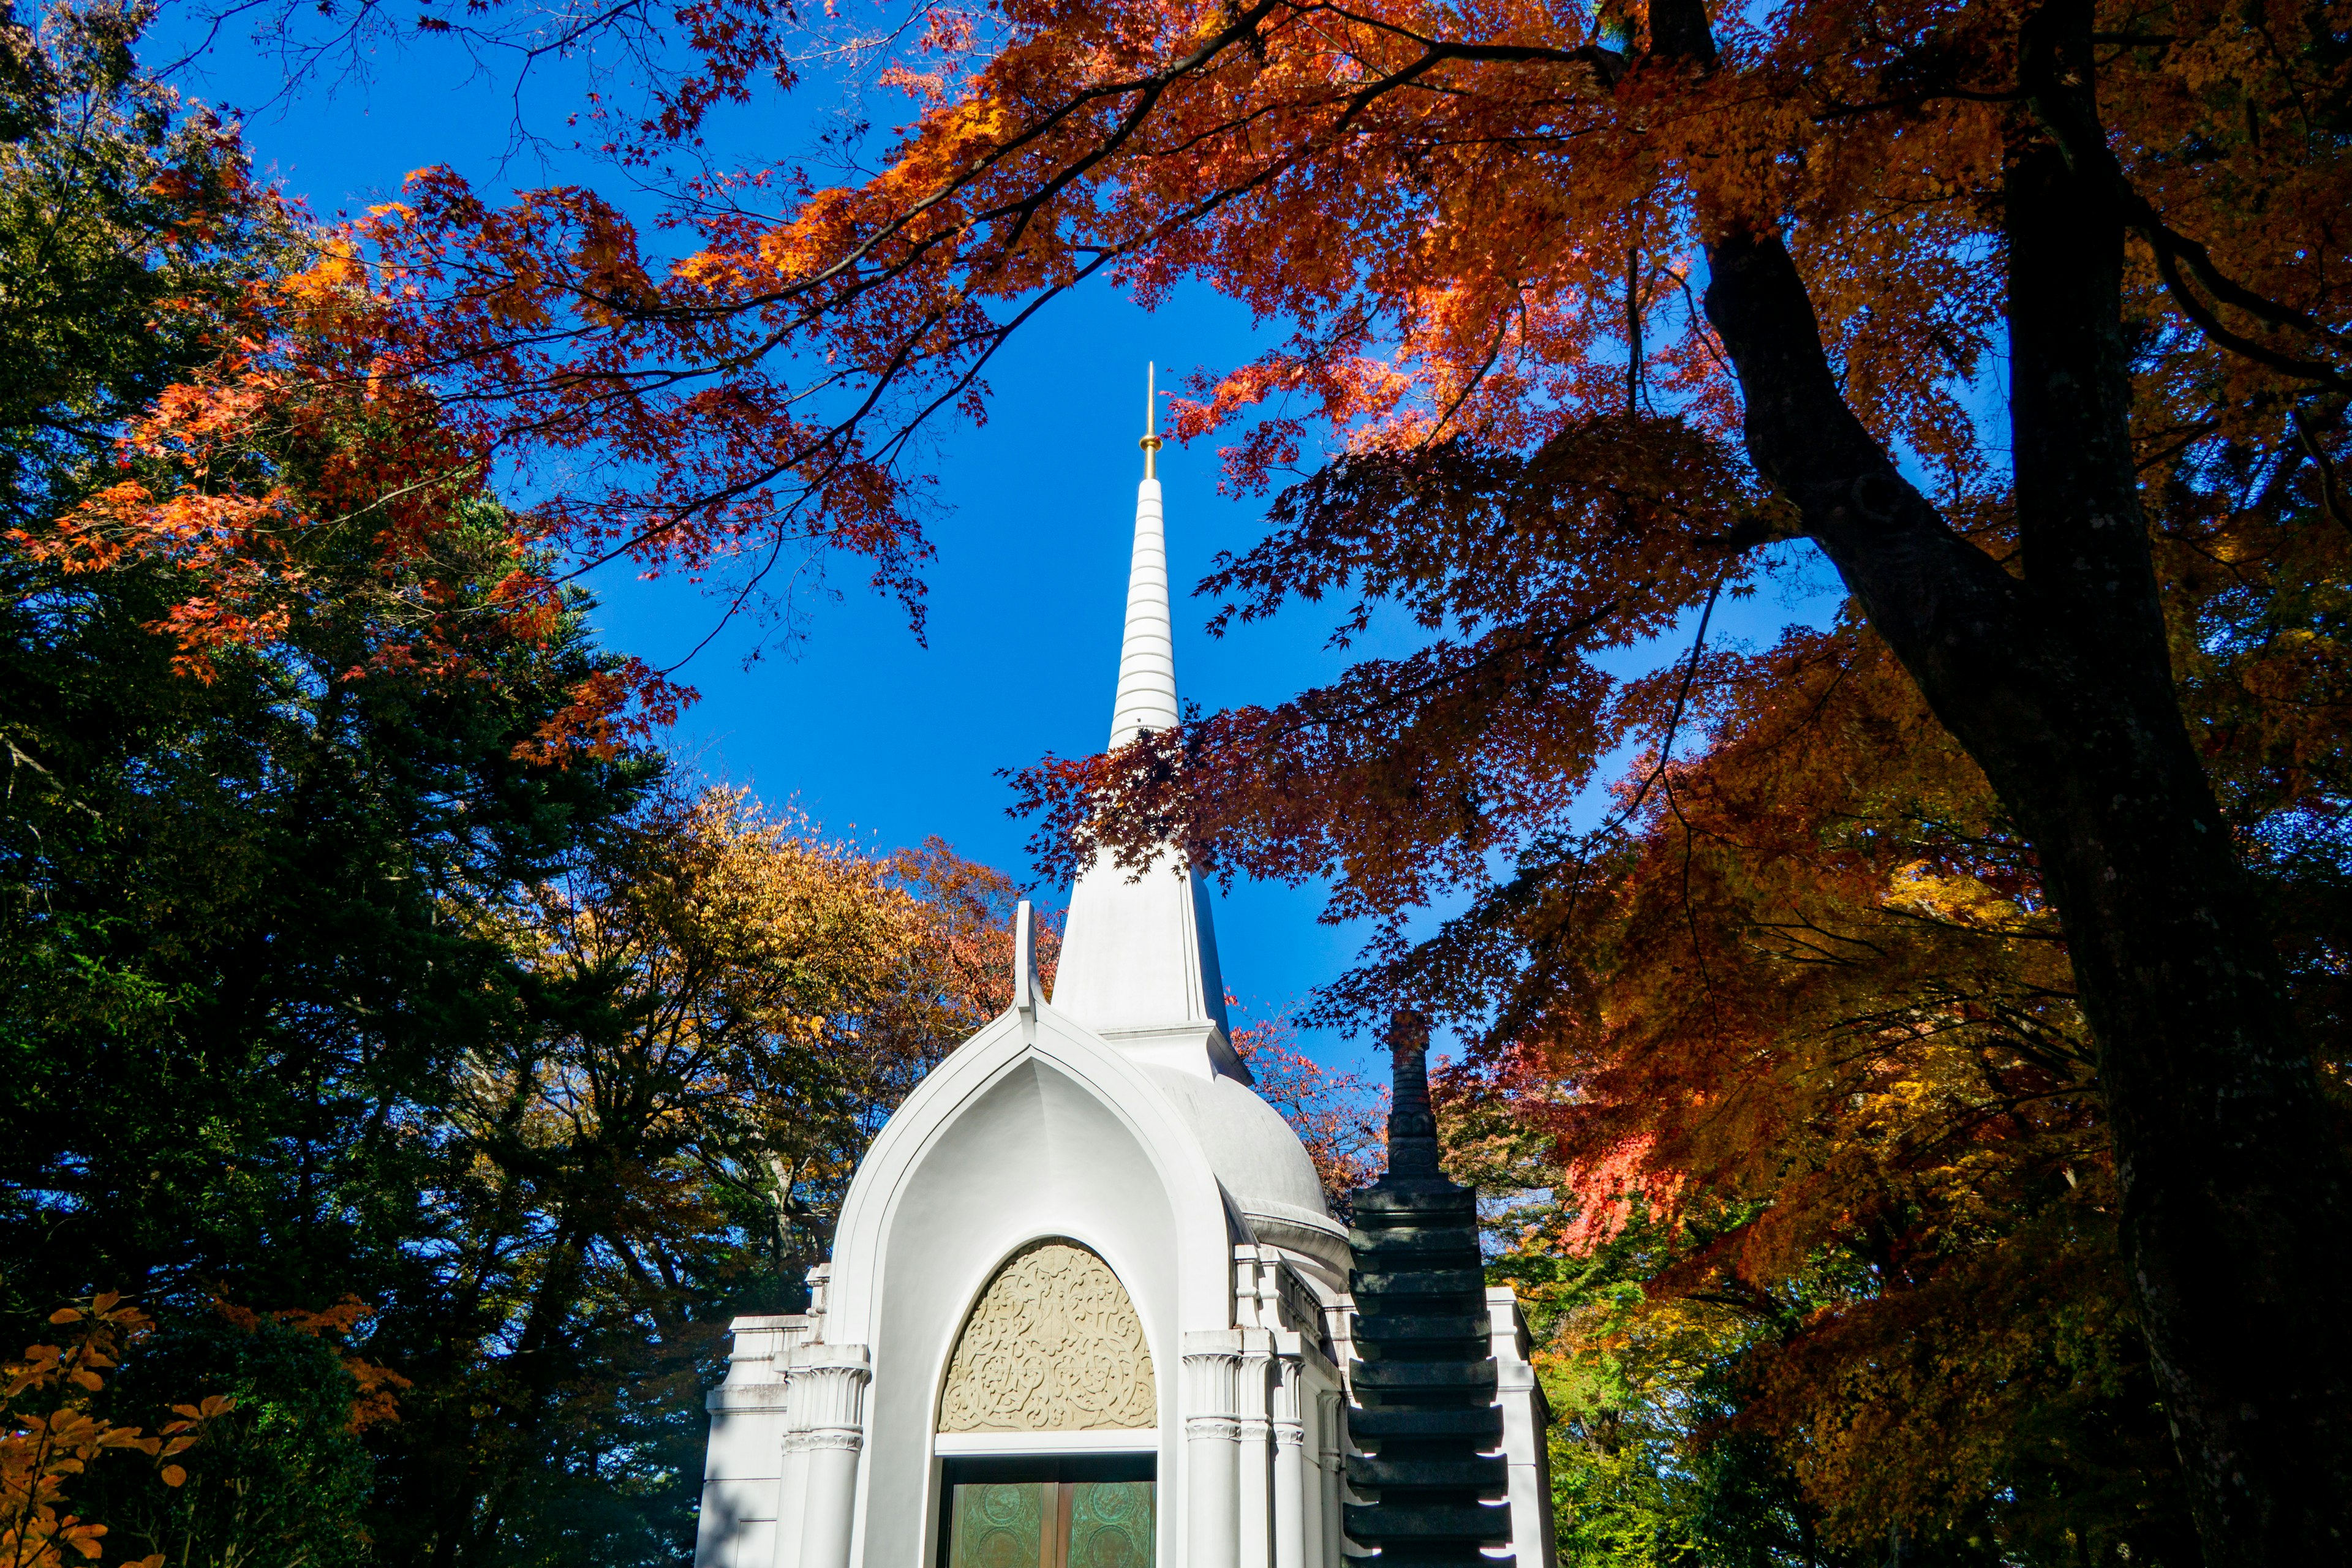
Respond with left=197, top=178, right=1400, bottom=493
left=1489, top=1286, right=1558, bottom=1568
left=693, top=1315, right=807, bottom=1568
left=1237, top=1330, right=1275, bottom=1568
left=1183, top=1333, right=1245, bottom=1568
left=791, top=1348, right=870, bottom=1568
left=772, top=1361, right=808, bottom=1568
left=1316, top=1389, right=1346, bottom=1568
left=1271, top=1351, right=1307, bottom=1568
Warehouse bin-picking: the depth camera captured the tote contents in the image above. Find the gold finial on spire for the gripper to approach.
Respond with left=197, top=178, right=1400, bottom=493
left=1139, top=360, right=1163, bottom=479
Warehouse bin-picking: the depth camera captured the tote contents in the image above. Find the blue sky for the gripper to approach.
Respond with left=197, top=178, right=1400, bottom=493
left=148, top=14, right=1844, bottom=1072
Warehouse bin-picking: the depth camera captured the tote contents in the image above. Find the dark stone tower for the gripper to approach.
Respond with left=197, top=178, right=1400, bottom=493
left=1343, top=1011, right=1513, bottom=1564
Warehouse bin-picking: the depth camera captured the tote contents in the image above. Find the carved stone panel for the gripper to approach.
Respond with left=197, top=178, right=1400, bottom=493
left=937, top=1240, right=1156, bottom=1432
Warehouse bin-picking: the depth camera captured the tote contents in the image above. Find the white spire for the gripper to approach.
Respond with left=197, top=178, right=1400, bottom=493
left=1109, top=362, right=1180, bottom=748
left=1049, top=364, right=1239, bottom=1075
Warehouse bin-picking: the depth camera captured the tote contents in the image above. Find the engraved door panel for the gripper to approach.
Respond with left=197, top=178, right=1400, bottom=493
left=938, top=1240, right=1155, bottom=1433
left=948, top=1482, right=1047, bottom=1568
left=1064, top=1482, right=1153, bottom=1568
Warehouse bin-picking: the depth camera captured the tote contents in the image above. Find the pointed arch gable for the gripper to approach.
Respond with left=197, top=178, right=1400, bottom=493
left=827, top=1006, right=1232, bottom=1567
left=826, top=1004, right=1234, bottom=1343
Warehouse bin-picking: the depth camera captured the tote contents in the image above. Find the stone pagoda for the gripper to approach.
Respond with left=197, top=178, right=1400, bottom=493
left=1346, top=1012, right=1520, bottom=1564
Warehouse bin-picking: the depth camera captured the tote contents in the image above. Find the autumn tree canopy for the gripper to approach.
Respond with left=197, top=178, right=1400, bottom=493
left=243, top=0, right=2352, bottom=1557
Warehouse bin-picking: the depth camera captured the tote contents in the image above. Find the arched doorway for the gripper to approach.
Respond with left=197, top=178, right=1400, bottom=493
left=935, top=1240, right=1157, bottom=1568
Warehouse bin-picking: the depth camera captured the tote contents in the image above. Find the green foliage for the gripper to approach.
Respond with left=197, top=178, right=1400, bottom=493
left=1478, top=1177, right=2201, bottom=1568
left=1490, top=1211, right=1805, bottom=1568
left=81, top=1306, right=379, bottom=1568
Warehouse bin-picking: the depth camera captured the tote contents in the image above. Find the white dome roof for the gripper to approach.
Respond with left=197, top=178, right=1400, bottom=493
left=1145, top=1065, right=1331, bottom=1224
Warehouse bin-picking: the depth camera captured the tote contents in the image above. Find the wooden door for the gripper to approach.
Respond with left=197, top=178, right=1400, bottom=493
left=943, top=1478, right=1153, bottom=1568
left=1062, top=1481, right=1153, bottom=1568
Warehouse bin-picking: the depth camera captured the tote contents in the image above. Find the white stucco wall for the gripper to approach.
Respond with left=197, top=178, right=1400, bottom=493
left=818, top=1001, right=1247, bottom=1567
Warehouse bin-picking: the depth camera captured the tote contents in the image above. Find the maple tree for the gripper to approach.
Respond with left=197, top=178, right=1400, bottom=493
left=2, top=1296, right=221, bottom=1568
left=241, top=0, right=2352, bottom=1551
left=1429, top=617, right=2223, bottom=1566
left=1392, top=354, right=2351, bottom=1564
left=24, top=0, right=2345, bottom=1550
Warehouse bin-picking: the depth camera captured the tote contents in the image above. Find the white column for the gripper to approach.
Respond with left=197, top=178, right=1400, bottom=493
left=1488, top=1287, right=1557, bottom=1568
left=1237, top=1330, right=1275, bottom=1568
left=773, top=1356, right=809, bottom=1568
left=791, top=1348, right=870, bottom=1568
left=693, top=1316, right=804, bottom=1568
left=1316, top=1390, right=1346, bottom=1568
left=1291, top=1350, right=1340, bottom=1568
left=1271, top=1351, right=1307, bottom=1568
left=1183, top=1334, right=1245, bottom=1568
left=773, top=1262, right=831, bottom=1568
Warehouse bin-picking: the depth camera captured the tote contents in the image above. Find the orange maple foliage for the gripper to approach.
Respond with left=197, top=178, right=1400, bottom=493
left=1, top=1297, right=225, bottom=1568
left=354, top=177, right=940, bottom=643
left=12, top=221, right=690, bottom=763
left=336, top=0, right=2338, bottom=570
left=1416, top=438, right=2351, bottom=1552
left=203, top=1297, right=409, bottom=1436
left=1499, top=625, right=2135, bottom=1548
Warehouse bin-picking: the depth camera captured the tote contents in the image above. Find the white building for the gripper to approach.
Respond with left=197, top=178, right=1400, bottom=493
left=691, top=389, right=1554, bottom=1568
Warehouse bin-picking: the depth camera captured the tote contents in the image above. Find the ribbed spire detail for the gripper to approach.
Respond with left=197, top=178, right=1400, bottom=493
left=1109, top=365, right=1179, bottom=748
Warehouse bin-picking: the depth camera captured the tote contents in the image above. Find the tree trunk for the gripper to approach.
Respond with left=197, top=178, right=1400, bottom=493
left=1651, top=0, right=2352, bottom=1558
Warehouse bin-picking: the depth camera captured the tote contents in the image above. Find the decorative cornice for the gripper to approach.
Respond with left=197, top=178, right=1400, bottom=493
left=704, top=1382, right=793, bottom=1415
